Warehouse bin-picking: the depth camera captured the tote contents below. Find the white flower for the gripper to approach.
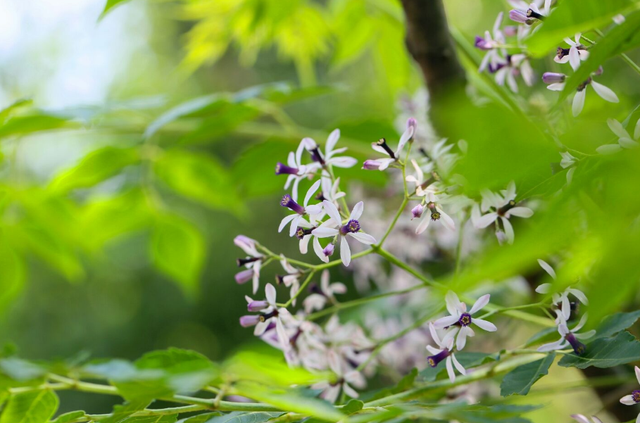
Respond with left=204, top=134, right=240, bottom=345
left=278, top=180, right=323, bottom=237
left=546, top=70, right=619, bottom=117
left=433, top=291, right=497, bottom=350
left=303, top=129, right=357, bottom=169
left=619, top=366, right=640, bottom=423
left=311, top=201, right=376, bottom=266
left=560, top=151, right=577, bottom=184
left=275, top=140, right=319, bottom=201
left=571, top=415, right=604, bottom=423
left=363, top=119, right=416, bottom=171
left=538, top=311, right=595, bottom=355
left=405, top=160, right=455, bottom=233
left=240, top=284, right=292, bottom=350
left=494, top=54, right=534, bottom=93
left=278, top=256, right=301, bottom=304
left=555, top=34, right=590, bottom=71
left=535, top=259, right=588, bottom=320
left=478, top=12, right=506, bottom=74
left=311, top=350, right=366, bottom=402
left=597, top=118, right=640, bottom=154
left=234, top=235, right=263, bottom=294
left=426, top=322, right=466, bottom=383
left=303, top=270, right=346, bottom=313
left=471, top=181, right=533, bottom=244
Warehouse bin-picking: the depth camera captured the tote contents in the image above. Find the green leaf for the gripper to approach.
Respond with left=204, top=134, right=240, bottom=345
left=0, top=99, right=33, bottom=124
left=49, top=146, right=140, bottom=193
left=558, top=331, right=640, bottom=369
left=524, top=327, right=558, bottom=348
left=558, top=11, right=640, bottom=104
left=594, top=310, right=640, bottom=339
left=0, top=358, right=46, bottom=382
left=81, top=189, right=151, bottom=250
left=223, top=351, right=324, bottom=387
left=153, top=150, right=244, bottom=215
left=176, top=414, right=220, bottom=423
left=236, top=383, right=344, bottom=422
left=99, top=0, right=133, bottom=21
left=419, top=352, right=497, bottom=382
left=0, top=239, right=26, bottom=310
left=101, top=400, right=151, bottom=423
left=526, top=0, right=640, bottom=57
left=500, top=353, right=555, bottom=396
left=364, top=368, right=418, bottom=401
left=0, top=114, right=72, bottom=139
left=92, top=349, right=216, bottom=402
left=150, top=214, right=206, bottom=295
left=341, top=399, right=364, bottom=414
left=0, top=390, right=59, bottom=423
left=51, top=411, right=87, bottom=423
left=122, top=416, right=178, bottom=423
left=204, top=412, right=284, bottom=423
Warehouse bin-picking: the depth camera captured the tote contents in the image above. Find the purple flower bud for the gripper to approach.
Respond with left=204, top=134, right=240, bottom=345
left=542, top=72, right=566, bottom=84
left=593, top=66, right=604, bottom=76
left=407, top=117, right=417, bottom=131
left=632, top=390, right=640, bottom=403
left=235, top=269, right=253, bottom=285
left=504, top=26, right=518, bottom=37
left=411, top=204, right=424, bottom=219
left=323, top=243, right=335, bottom=258
left=239, top=315, right=262, bottom=327
left=474, top=36, right=491, bottom=51
left=509, top=9, right=529, bottom=24
left=281, top=194, right=305, bottom=214
left=362, top=160, right=381, bottom=170
left=275, top=162, right=299, bottom=175
left=247, top=300, right=269, bottom=312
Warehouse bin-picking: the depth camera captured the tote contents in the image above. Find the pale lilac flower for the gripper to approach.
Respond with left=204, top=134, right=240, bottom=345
left=613, top=14, right=626, bottom=25
left=433, top=291, right=497, bottom=350
left=471, top=182, right=533, bottom=244
left=303, top=129, right=357, bottom=169
left=542, top=72, right=566, bottom=85
left=545, top=68, right=619, bottom=117
left=559, top=151, right=577, bottom=184
left=312, top=201, right=376, bottom=266
left=619, top=366, right=640, bottom=423
left=275, top=140, right=319, bottom=201
left=571, top=415, right=604, bottom=423
left=597, top=118, right=640, bottom=154
left=493, top=54, right=534, bottom=93
left=538, top=311, right=595, bottom=355
left=508, top=0, right=552, bottom=24
left=239, top=283, right=292, bottom=350
left=363, top=119, right=416, bottom=171
left=426, top=322, right=466, bottom=382
left=311, top=350, right=366, bottom=402
left=478, top=13, right=506, bottom=74
left=536, top=259, right=588, bottom=321
left=303, top=270, right=346, bottom=313
left=276, top=256, right=302, bottom=304
left=234, top=235, right=263, bottom=294
left=555, top=34, right=590, bottom=71
left=279, top=180, right=323, bottom=237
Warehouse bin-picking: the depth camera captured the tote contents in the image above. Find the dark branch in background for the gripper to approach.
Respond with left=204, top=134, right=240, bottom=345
left=400, top=0, right=466, bottom=132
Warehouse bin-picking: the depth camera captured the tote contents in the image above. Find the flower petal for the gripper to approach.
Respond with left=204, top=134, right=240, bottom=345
left=473, top=318, right=497, bottom=332
left=322, top=200, right=342, bottom=225
left=434, top=315, right=459, bottom=328
left=537, top=339, right=565, bottom=352
left=475, top=212, right=498, bottom=228
left=635, top=365, right=640, bottom=384
left=451, top=353, right=467, bottom=375
left=607, top=118, right=630, bottom=140
left=620, top=395, right=636, bottom=406
left=416, top=215, right=431, bottom=234
left=304, top=179, right=322, bottom=207
left=569, top=46, right=581, bottom=71
left=591, top=81, right=619, bottom=103
left=538, top=259, right=556, bottom=279
left=572, top=89, right=586, bottom=117
left=536, top=283, right=553, bottom=294
left=470, top=294, right=491, bottom=315
left=501, top=217, right=515, bottom=244
left=265, top=283, right=277, bottom=305
left=350, top=201, right=364, bottom=221
left=312, top=227, right=339, bottom=238
left=508, top=207, right=534, bottom=218
left=313, top=237, right=328, bottom=262
left=278, top=214, right=297, bottom=233
left=596, top=144, right=623, bottom=155
left=445, top=356, right=456, bottom=382
left=568, top=288, right=588, bottom=305
left=445, top=291, right=463, bottom=316
left=340, top=236, right=351, bottom=267
left=326, top=129, right=340, bottom=154
left=570, top=415, right=590, bottom=423
left=348, top=232, right=376, bottom=245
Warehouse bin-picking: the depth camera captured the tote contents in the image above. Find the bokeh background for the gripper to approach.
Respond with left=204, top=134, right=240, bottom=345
left=2, top=0, right=640, bottom=420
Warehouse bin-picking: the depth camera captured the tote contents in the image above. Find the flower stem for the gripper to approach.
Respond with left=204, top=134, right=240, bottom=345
left=283, top=270, right=316, bottom=307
